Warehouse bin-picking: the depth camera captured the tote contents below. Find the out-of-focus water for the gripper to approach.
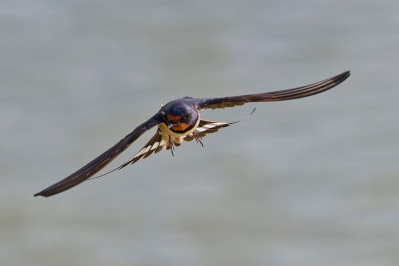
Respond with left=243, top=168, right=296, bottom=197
left=1, top=1, right=399, bottom=265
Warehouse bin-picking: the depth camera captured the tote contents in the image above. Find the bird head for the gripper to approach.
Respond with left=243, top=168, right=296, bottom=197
left=162, top=102, right=199, bottom=133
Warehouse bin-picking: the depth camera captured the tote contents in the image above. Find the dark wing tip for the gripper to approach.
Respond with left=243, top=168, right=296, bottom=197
left=33, top=178, right=79, bottom=197
left=34, top=192, right=46, bottom=197
left=34, top=189, right=53, bottom=197
left=328, top=70, right=351, bottom=89
left=338, top=70, right=351, bottom=81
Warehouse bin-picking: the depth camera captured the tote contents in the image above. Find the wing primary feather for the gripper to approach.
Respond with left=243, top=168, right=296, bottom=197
left=34, top=115, right=162, bottom=197
left=198, top=71, right=350, bottom=109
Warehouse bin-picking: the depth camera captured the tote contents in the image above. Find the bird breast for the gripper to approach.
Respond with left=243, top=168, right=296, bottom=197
left=158, top=114, right=201, bottom=145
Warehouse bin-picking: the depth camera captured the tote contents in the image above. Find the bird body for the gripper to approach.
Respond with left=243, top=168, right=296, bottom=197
left=35, top=71, right=350, bottom=197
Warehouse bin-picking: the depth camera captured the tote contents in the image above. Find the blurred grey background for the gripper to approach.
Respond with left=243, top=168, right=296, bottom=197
left=1, top=0, right=398, bottom=265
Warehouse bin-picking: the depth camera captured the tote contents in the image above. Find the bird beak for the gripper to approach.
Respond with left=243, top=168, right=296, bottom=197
left=168, top=123, right=177, bottom=129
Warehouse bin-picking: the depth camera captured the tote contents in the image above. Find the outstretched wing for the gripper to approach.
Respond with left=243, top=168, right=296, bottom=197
left=197, top=71, right=350, bottom=109
left=34, top=114, right=162, bottom=197
left=95, top=129, right=168, bottom=175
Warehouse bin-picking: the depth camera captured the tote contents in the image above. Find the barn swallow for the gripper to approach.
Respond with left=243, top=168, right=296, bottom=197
left=34, top=71, right=350, bottom=197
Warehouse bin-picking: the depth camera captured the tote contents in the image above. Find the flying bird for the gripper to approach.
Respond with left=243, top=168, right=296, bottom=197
left=34, top=71, right=350, bottom=197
